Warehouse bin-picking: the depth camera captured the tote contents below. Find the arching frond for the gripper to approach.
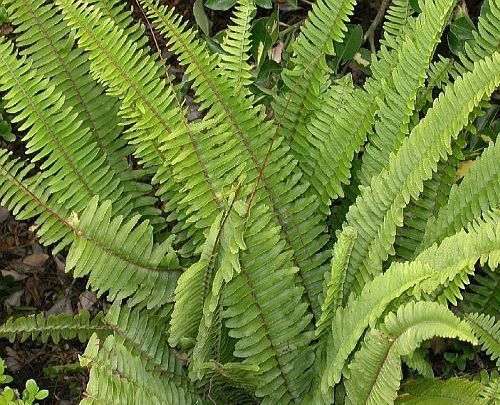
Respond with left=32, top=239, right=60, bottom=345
left=3, top=0, right=159, bottom=224
left=319, top=262, right=433, bottom=393
left=0, top=310, right=106, bottom=344
left=272, top=0, right=357, bottom=178
left=219, top=0, right=256, bottom=87
left=66, top=197, right=180, bottom=308
left=345, top=301, right=477, bottom=405
left=412, top=213, right=500, bottom=305
left=0, top=40, right=128, bottom=216
left=357, top=0, right=456, bottom=188
left=80, top=334, right=204, bottom=405
left=465, top=312, right=500, bottom=367
left=395, top=377, right=486, bottom=404
left=340, top=51, right=500, bottom=297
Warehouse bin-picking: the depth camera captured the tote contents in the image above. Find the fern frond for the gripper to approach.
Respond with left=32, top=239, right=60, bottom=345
left=395, top=377, right=486, bottom=404
left=88, top=0, right=149, bottom=48
left=345, top=301, right=478, bottom=405
left=412, top=213, right=500, bottom=305
left=356, top=0, right=456, bottom=188
left=219, top=0, right=256, bottom=87
left=480, top=375, right=500, bottom=404
left=402, top=349, right=434, bottom=378
left=80, top=334, right=204, bottom=404
left=54, top=0, right=227, bottom=255
left=393, top=135, right=464, bottom=261
left=465, top=312, right=500, bottom=367
left=0, top=39, right=129, bottom=216
left=421, top=139, right=500, bottom=250
left=103, top=301, right=201, bottom=398
left=271, top=0, right=357, bottom=178
left=0, top=310, right=106, bottom=344
left=316, top=227, right=356, bottom=339
left=341, top=51, right=500, bottom=297
left=381, top=0, right=414, bottom=46
left=461, top=267, right=499, bottom=317
left=320, top=262, right=433, bottom=393
left=4, top=0, right=159, bottom=222
left=143, top=0, right=332, bottom=320
left=66, top=196, right=180, bottom=308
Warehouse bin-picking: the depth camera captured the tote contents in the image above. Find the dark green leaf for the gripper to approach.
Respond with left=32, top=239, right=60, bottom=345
left=335, top=24, right=363, bottom=65
left=194, top=0, right=211, bottom=36
left=205, top=0, right=237, bottom=11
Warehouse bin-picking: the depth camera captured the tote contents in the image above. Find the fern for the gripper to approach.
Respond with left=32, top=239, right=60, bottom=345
left=341, top=51, right=500, bottom=297
left=462, top=267, right=500, bottom=317
left=0, top=310, right=106, bottom=344
left=218, top=0, right=255, bottom=87
left=421, top=139, right=500, bottom=250
left=80, top=334, right=203, bottom=404
left=395, top=377, right=486, bottom=404
left=465, top=312, right=500, bottom=368
left=345, top=301, right=478, bottom=404
left=0, top=0, right=499, bottom=403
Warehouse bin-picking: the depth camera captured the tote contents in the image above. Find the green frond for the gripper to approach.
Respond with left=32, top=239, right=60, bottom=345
left=219, top=0, right=256, bottom=87
left=421, top=139, right=500, bottom=250
left=0, top=150, right=74, bottom=251
left=480, top=375, right=500, bottom=404
left=393, top=135, right=464, bottom=261
left=0, top=39, right=129, bottom=216
left=402, top=349, right=434, bottom=378
left=272, top=0, right=357, bottom=178
left=456, top=0, right=500, bottom=73
left=0, top=310, right=106, bottom=344
left=4, top=0, right=159, bottom=223
left=357, top=0, right=456, bottom=188
left=465, top=312, right=500, bottom=367
left=381, top=0, right=414, bottom=46
left=461, top=267, right=499, bottom=317
left=143, top=0, right=332, bottom=320
left=88, top=0, right=149, bottom=48
left=103, top=301, right=201, bottom=398
left=320, top=262, right=433, bottom=393
left=395, top=377, right=486, bottom=404
left=66, top=196, right=180, bottom=308
left=309, top=35, right=404, bottom=204
left=345, top=301, right=478, bottom=405
left=54, top=0, right=226, bottom=254
left=412, top=213, right=500, bottom=305
left=80, top=334, right=204, bottom=404
left=170, top=204, right=245, bottom=349
left=340, top=51, right=500, bottom=297
left=316, top=226, right=356, bottom=339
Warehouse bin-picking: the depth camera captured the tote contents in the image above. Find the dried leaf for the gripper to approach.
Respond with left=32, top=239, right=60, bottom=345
left=4, top=290, right=23, bottom=308
left=22, top=253, right=49, bottom=268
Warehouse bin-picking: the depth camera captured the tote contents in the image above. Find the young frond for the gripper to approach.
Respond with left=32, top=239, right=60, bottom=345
left=219, top=0, right=256, bottom=87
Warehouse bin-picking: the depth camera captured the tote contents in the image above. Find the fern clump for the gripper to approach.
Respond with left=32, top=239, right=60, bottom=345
left=0, top=0, right=499, bottom=403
